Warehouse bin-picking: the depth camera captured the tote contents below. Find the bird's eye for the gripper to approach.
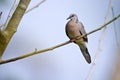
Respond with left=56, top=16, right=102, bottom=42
left=71, top=14, right=75, bottom=17
left=70, top=15, right=73, bottom=18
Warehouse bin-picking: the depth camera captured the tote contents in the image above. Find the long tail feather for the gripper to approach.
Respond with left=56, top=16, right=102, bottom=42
left=78, top=44, right=91, bottom=64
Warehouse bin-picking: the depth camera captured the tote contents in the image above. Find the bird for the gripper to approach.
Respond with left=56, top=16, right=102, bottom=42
left=65, top=13, right=91, bottom=64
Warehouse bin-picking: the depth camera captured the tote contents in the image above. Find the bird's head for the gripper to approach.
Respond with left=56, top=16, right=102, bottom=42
left=67, top=13, right=77, bottom=20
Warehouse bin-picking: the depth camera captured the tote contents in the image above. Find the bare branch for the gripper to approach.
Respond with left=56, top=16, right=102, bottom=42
left=111, top=7, right=120, bottom=49
left=86, top=0, right=113, bottom=79
left=1, top=0, right=19, bottom=30
left=0, top=13, right=120, bottom=65
left=0, top=0, right=31, bottom=59
left=25, top=0, right=46, bottom=14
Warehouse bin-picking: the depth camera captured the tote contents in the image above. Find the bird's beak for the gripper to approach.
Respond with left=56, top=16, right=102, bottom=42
left=66, top=16, right=70, bottom=20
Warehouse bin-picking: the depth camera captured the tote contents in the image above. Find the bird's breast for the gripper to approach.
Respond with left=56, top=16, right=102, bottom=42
left=66, top=22, right=80, bottom=38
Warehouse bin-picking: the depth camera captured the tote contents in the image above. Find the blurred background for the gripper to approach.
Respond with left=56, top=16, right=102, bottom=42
left=0, top=0, right=120, bottom=80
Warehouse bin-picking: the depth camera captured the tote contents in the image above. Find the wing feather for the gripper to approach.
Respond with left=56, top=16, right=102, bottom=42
left=78, top=22, right=88, bottom=42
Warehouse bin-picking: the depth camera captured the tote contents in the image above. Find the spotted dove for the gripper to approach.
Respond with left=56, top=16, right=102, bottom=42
left=65, top=14, right=91, bottom=64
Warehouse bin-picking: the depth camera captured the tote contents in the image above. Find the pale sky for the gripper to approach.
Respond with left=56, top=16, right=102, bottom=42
left=0, top=0, right=120, bottom=80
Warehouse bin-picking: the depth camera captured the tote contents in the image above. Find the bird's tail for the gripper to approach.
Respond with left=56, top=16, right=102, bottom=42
left=78, top=43, right=91, bottom=64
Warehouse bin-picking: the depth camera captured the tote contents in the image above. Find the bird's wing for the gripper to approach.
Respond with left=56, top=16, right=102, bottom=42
left=78, top=22, right=88, bottom=42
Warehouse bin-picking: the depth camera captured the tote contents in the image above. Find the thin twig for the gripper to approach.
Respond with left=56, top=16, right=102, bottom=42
left=1, top=0, right=45, bottom=30
left=111, top=7, right=120, bottom=49
left=0, top=13, right=120, bottom=65
left=86, top=0, right=113, bottom=79
left=25, top=0, right=46, bottom=14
